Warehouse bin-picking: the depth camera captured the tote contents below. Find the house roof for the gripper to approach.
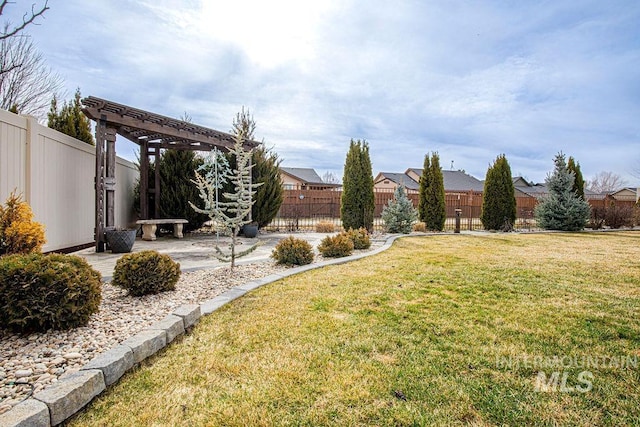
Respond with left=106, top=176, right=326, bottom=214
left=405, top=168, right=484, bottom=192
left=375, top=172, right=420, bottom=190
left=280, top=167, right=325, bottom=184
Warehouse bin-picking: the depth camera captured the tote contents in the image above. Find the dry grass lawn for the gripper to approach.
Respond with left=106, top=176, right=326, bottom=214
left=70, top=232, right=640, bottom=426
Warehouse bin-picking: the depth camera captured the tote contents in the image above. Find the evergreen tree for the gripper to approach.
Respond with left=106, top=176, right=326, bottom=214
left=381, top=184, right=417, bottom=233
left=47, top=88, right=94, bottom=145
left=481, top=154, right=517, bottom=230
left=567, top=156, right=585, bottom=200
left=191, top=129, right=261, bottom=269
left=341, top=139, right=374, bottom=231
left=534, top=153, right=591, bottom=231
left=158, top=150, right=209, bottom=232
left=251, top=144, right=284, bottom=228
left=424, top=152, right=446, bottom=231
left=418, top=154, right=430, bottom=223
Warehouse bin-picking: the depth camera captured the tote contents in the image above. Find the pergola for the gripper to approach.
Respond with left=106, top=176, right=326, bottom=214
left=82, top=96, right=258, bottom=252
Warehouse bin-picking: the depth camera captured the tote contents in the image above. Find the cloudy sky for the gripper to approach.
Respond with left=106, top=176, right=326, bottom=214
left=5, top=0, right=639, bottom=184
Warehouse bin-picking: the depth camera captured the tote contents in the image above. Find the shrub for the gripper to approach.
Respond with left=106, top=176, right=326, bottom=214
left=271, top=236, right=314, bottom=266
left=315, top=221, right=335, bottom=233
left=0, top=192, right=46, bottom=256
left=343, top=227, right=371, bottom=249
left=413, top=222, right=427, bottom=232
left=604, top=204, right=634, bottom=229
left=112, top=250, right=181, bottom=296
left=588, top=206, right=606, bottom=229
left=0, top=253, right=101, bottom=333
left=318, top=233, right=354, bottom=258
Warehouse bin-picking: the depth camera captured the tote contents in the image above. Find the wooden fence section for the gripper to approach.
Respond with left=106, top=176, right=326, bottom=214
left=268, top=185, right=636, bottom=231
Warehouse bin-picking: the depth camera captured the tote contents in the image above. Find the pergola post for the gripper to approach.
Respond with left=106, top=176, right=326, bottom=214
left=105, top=126, right=117, bottom=230
left=153, top=145, right=161, bottom=218
left=140, top=139, right=149, bottom=219
left=94, top=116, right=106, bottom=252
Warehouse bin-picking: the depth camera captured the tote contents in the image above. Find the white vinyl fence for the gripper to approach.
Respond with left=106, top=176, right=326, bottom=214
left=0, top=109, right=138, bottom=252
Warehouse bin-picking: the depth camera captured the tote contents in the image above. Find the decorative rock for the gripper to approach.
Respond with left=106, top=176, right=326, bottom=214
left=120, top=330, right=167, bottom=365
left=34, top=370, right=105, bottom=426
left=0, top=398, right=50, bottom=427
left=148, top=315, right=185, bottom=343
left=81, top=345, right=134, bottom=386
left=172, top=304, right=201, bottom=329
left=14, top=370, right=32, bottom=379
left=63, top=353, right=82, bottom=360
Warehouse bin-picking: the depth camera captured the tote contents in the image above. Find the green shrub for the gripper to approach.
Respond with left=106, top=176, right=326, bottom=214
left=271, top=236, right=314, bottom=266
left=112, top=250, right=181, bottom=296
left=343, top=227, right=371, bottom=249
left=0, top=253, right=101, bottom=333
left=318, top=233, right=354, bottom=258
left=315, top=221, right=335, bottom=233
left=0, top=191, right=46, bottom=256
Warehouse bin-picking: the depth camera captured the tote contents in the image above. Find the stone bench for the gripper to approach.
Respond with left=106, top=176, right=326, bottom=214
left=136, top=219, right=188, bottom=241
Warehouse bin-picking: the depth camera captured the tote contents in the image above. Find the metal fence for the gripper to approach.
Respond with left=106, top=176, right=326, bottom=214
left=264, top=185, right=636, bottom=232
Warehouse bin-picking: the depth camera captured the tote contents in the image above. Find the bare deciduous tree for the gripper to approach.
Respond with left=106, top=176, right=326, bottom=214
left=322, top=171, right=340, bottom=184
left=0, top=28, right=63, bottom=119
left=586, top=171, right=628, bottom=194
left=0, top=1, right=49, bottom=41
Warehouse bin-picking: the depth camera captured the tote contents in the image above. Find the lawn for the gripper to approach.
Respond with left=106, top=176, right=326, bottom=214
left=70, top=232, right=640, bottom=426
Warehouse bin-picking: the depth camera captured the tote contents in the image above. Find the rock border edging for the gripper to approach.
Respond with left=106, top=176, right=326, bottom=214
left=0, top=235, right=401, bottom=427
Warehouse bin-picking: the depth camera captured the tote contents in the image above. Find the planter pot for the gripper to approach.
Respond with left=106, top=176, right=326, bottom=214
left=106, top=229, right=137, bottom=253
left=242, top=224, right=259, bottom=238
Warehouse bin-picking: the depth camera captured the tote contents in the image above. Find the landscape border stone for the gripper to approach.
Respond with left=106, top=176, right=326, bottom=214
left=148, top=314, right=185, bottom=344
left=32, top=369, right=105, bottom=426
left=1, top=235, right=400, bottom=426
left=80, top=345, right=134, bottom=386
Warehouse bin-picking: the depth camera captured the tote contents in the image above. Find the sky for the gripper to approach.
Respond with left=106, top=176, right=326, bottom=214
left=4, top=0, right=640, bottom=185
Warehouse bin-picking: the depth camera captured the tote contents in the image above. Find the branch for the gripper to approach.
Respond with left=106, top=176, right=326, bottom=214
left=1, top=1, right=49, bottom=40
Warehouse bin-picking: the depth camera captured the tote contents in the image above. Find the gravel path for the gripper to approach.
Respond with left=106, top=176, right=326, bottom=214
left=0, top=262, right=287, bottom=414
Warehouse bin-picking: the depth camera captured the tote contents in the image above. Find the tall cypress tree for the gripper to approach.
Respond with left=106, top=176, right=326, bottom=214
left=425, top=152, right=446, bottom=231
left=567, top=156, right=585, bottom=200
left=418, top=154, right=430, bottom=223
left=47, top=88, right=94, bottom=145
left=251, top=145, right=284, bottom=228
left=481, top=154, right=517, bottom=230
left=341, top=139, right=374, bottom=231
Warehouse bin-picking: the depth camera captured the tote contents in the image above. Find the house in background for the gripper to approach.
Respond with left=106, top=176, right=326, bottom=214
left=512, top=176, right=548, bottom=199
left=607, top=187, right=639, bottom=202
left=373, top=172, right=420, bottom=193
left=280, top=167, right=341, bottom=190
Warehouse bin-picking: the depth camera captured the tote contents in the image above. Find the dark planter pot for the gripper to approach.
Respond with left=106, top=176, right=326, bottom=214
left=242, top=224, right=259, bottom=238
left=106, top=229, right=136, bottom=253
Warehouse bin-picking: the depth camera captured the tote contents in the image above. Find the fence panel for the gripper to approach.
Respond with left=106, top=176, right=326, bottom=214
left=0, top=110, right=139, bottom=252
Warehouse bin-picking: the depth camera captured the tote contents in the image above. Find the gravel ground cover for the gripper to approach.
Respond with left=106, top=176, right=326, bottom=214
left=0, top=262, right=287, bottom=414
